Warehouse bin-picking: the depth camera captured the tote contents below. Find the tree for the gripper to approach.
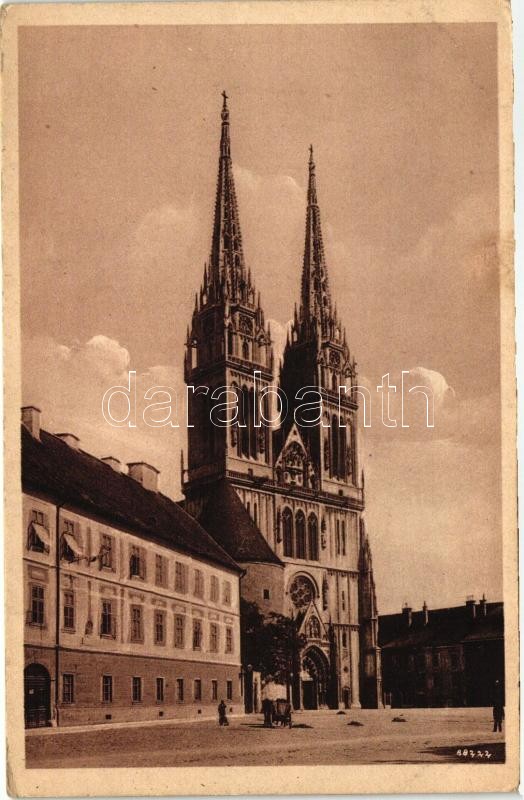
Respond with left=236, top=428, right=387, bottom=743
left=241, top=598, right=307, bottom=687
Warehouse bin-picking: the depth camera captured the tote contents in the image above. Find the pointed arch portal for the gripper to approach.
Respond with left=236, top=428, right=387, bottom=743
left=300, top=646, right=330, bottom=710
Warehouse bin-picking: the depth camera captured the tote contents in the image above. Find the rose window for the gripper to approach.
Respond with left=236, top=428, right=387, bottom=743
left=289, top=575, right=315, bottom=609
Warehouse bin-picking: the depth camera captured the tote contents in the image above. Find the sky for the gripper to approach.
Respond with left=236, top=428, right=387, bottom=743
left=19, top=23, right=501, bottom=613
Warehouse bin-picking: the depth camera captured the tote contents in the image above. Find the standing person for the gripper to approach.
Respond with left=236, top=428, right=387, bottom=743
left=492, top=679, right=504, bottom=733
left=262, top=697, right=273, bottom=728
left=218, top=699, right=229, bottom=726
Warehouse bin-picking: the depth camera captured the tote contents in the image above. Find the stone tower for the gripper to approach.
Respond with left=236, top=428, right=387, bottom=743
left=183, top=95, right=381, bottom=710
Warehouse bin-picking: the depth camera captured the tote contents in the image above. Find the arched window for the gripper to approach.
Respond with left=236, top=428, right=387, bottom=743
left=242, top=340, right=249, bottom=361
left=339, top=422, right=347, bottom=479
left=240, top=386, right=249, bottom=457
left=254, top=502, right=258, bottom=525
left=282, top=508, right=293, bottom=557
left=336, top=519, right=341, bottom=555
left=332, top=415, right=339, bottom=477
left=308, top=514, right=319, bottom=560
left=341, top=521, right=346, bottom=556
left=227, top=325, right=234, bottom=356
left=295, top=511, right=306, bottom=559
left=248, top=388, right=257, bottom=459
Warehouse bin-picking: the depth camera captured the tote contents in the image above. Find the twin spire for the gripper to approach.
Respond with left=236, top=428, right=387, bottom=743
left=209, top=90, right=246, bottom=301
left=208, top=94, right=339, bottom=345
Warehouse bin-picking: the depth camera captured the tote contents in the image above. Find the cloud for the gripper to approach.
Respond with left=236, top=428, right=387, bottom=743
left=22, top=333, right=184, bottom=497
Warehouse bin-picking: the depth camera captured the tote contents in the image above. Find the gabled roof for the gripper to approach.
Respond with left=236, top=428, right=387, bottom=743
left=197, top=478, right=283, bottom=566
left=22, top=426, right=241, bottom=574
left=379, top=602, right=504, bottom=650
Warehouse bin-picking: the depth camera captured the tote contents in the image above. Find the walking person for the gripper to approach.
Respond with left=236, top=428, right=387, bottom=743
left=492, top=679, right=504, bottom=733
left=218, top=699, right=229, bottom=726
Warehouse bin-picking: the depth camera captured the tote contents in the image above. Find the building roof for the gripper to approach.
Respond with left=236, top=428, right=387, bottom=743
left=378, top=602, right=504, bottom=650
left=22, top=425, right=242, bottom=574
left=197, top=478, right=283, bottom=566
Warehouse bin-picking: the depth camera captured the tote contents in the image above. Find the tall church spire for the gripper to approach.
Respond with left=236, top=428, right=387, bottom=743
left=299, top=146, right=333, bottom=340
left=209, top=91, right=246, bottom=301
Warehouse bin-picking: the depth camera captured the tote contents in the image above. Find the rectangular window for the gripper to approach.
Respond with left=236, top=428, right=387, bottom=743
left=223, top=581, right=231, bottom=606
left=100, top=533, right=114, bottom=569
left=101, top=600, right=116, bottom=637
left=155, top=554, right=167, bottom=587
left=62, top=674, right=74, bottom=704
left=102, top=675, right=113, bottom=703
left=130, top=605, right=144, bottom=642
left=63, top=591, right=75, bottom=630
left=194, top=569, right=204, bottom=598
left=61, top=519, right=84, bottom=561
left=341, top=522, right=346, bottom=556
left=209, top=623, right=219, bottom=652
left=132, top=676, right=142, bottom=703
left=192, top=619, right=202, bottom=650
left=211, top=680, right=218, bottom=701
left=156, top=677, right=165, bottom=703
left=263, top=589, right=270, bottom=600
left=194, top=679, right=202, bottom=701
left=336, top=520, right=341, bottom=555
left=28, top=510, right=49, bottom=552
left=30, top=585, right=45, bottom=625
left=210, top=575, right=219, bottom=602
left=176, top=678, right=184, bottom=702
left=130, top=545, right=145, bottom=579
left=226, top=680, right=233, bottom=701
left=154, top=610, right=166, bottom=645
left=225, top=627, right=233, bottom=654
left=341, top=591, right=346, bottom=611
left=174, top=615, right=185, bottom=648
left=175, top=561, right=188, bottom=593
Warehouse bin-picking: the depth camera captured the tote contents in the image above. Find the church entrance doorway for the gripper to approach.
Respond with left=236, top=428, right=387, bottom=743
left=301, top=647, right=329, bottom=709
left=24, top=663, right=51, bottom=728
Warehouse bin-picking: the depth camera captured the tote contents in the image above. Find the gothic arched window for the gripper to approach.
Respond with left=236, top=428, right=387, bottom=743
left=339, top=421, right=347, bottom=479
left=332, top=414, right=339, bottom=477
left=240, top=385, right=249, bottom=457
left=248, top=388, right=257, bottom=459
left=295, top=511, right=306, bottom=559
left=242, top=340, right=249, bottom=361
left=282, top=508, right=293, bottom=557
left=308, top=514, right=319, bottom=560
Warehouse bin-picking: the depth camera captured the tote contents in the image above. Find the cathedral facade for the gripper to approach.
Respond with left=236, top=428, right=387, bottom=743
left=183, top=94, right=382, bottom=710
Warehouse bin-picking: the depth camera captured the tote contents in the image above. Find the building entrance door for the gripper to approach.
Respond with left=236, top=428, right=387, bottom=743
left=302, top=680, right=317, bottom=709
left=301, top=647, right=329, bottom=709
left=24, top=664, right=51, bottom=728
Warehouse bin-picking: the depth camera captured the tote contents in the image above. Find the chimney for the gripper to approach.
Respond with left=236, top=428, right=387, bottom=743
left=101, top=456, right=121, bottom=472
left=127, top=462, right=159, bottom=492
left=422, top=601, right=429, bottom=625
left=56, top=433, right=80, bottom=450
left=22, top=406, right=41, bottom=439
left=479, top=594, right=487, bottom=617
left=402, top=603, right=412, bottom=627
left=466, top=595, right=476, bottom=619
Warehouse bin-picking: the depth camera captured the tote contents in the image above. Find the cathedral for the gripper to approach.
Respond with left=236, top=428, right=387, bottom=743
left=182, top=93, right=382, bottom=710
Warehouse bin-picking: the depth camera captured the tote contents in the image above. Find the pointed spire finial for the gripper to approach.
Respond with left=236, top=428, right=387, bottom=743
left=221, top=90, right=229, bottom=120
left=309, top=144, right=314, bottom=168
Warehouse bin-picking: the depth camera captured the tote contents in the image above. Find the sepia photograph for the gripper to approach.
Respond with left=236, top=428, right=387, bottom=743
left=2, top=1, right=517, bottom=795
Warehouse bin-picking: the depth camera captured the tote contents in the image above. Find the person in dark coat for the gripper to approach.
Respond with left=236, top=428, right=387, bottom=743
left=262, top=697, right=274, bottom=728
left=492, top=680, right=504, bottom=732
left=218, top=699, right=229, bottom=726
